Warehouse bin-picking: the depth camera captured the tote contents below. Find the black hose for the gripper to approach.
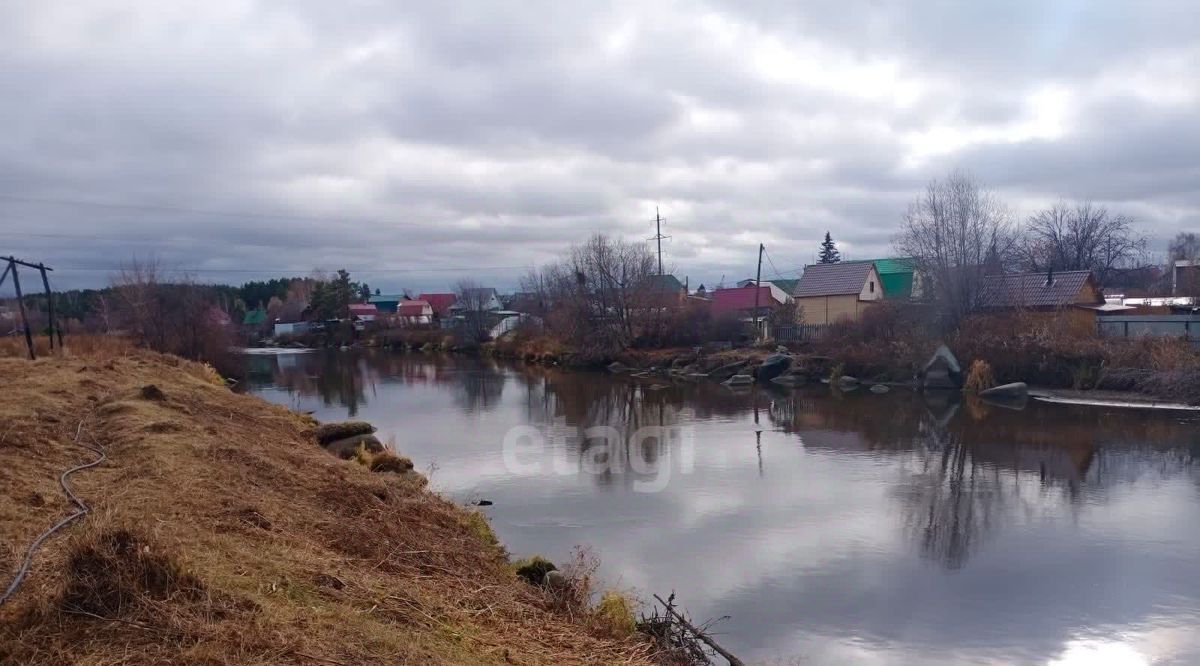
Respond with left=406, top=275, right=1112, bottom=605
left=0, top=420, right=105, bottom=606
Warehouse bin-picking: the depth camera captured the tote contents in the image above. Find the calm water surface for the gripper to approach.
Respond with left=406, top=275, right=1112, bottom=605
left=240, top=349, right=1200, bottom=665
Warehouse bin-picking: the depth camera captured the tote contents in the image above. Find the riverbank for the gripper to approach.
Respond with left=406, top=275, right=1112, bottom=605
left=0, top=348, right=660, bottom=664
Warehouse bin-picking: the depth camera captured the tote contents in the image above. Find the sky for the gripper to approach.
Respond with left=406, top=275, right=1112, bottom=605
left=1, top=0, right=1198, bottom=293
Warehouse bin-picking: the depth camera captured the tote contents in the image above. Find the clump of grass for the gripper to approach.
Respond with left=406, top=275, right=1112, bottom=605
left=963, top=359, right=995, bottom=394
left=463, top=510, right=500, bottom=549
left=593, top=590, right=637, bottom=637
left=513, top=555, right=557, bottom=585
left=368, top=452, right=414, bottom=474
left=314, top=421, right=376, bottom=445
left=61, top=527, right=206, bottom=618
left=350, top=443, right=374, bottom=467
left=828, top=362, right=845, bottom=384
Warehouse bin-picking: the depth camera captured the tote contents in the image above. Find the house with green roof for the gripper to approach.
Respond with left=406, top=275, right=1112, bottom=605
left=242, top=308, right=267, bottom=326
left=843, top=258, right=920, bottom=300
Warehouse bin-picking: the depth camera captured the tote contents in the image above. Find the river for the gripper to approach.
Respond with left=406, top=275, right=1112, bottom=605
left=239, top=348, right=1200, bottom=665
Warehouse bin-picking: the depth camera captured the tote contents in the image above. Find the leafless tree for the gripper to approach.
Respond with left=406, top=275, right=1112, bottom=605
left=520, top=233, right=656, bottom=349
left=894, top=171, right=1016, bottom=328
left=1021, top=201, right=1147, bottom=286
left=454, top=278, right=494, bottom=344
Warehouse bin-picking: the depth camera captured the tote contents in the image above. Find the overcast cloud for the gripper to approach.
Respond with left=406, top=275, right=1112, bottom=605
left=1, top=0, right=1197, bottom=292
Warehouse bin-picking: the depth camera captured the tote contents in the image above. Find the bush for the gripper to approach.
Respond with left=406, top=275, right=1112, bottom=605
left=593, top=590, right=637, bottom=637
left=513, top=556, right=557, bottom=585
left=963, top=360, right=995, bottom=393
left=368, top=451, right=414, bottom=474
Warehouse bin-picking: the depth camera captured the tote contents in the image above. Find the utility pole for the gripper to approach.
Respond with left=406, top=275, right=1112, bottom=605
left=7, top=259, right=35, bottom=360
left=39, top=263, right=61, bottom=349
left=648, top=207, right=669, bottom=276
left=753, top=243, right=764, bottom=342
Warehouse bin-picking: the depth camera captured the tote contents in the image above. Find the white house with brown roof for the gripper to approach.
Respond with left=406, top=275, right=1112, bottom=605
left=793, top=262, right=884, bottom=325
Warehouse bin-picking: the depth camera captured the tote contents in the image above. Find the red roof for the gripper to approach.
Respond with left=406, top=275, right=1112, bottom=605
left=711, top=285, right=783, bottom=316
left=417, top=293, right=457, bottom=315
left=397, top=300, right=432, bottom=317
left=349, top=303, right=378, bottom=315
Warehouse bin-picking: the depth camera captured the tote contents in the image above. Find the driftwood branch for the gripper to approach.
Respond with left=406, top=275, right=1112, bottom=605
left=652, top=593, right=744, bottom=666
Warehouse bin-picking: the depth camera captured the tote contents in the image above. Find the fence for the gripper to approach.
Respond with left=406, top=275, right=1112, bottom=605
left=1097, top=315, right=1200, bottom=347
left=771, top=324, right=826, bottom=343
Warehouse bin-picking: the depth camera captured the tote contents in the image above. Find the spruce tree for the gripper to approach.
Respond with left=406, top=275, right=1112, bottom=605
left=818, top=231, right=841, bottom=264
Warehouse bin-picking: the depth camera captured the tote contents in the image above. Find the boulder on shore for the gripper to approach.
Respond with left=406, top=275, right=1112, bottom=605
left=724, top=374, right=755, bottom=386
left=709, top=360, right=749, bottom=380
left=979, top=382, right=1028, bottom=399
left=756, top=353, right=793, bottom=382
left=315, top=421, right=377, bottom=445
left=325, top=434, right=385, bottom=460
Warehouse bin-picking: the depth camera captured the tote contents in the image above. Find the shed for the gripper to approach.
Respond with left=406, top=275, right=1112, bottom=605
left=793, top=262, right=884, bottom=325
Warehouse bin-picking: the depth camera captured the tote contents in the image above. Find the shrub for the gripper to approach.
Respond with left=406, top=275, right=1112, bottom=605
left=368, top=452, right=414, bottom=474
left=593, top=590, right=637, bottom=637
left=513, top=556, right=557, bottom=585
left=963, top=360, right=995, bottom=394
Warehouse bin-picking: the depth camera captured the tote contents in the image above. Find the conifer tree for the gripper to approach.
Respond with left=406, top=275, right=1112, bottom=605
left=818, top=231, right=841, bottom=264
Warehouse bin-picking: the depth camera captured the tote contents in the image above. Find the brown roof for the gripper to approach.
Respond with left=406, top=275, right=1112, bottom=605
left=977, top=270, right=1100, bottom=308
left=793, top=262, right=875, bottom=298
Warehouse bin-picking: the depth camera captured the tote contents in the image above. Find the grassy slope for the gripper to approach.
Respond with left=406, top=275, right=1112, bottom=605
left=0, top=347, right=656, bottom=665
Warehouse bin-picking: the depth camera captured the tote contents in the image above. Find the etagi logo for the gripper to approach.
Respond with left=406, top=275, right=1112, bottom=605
left=502, top=423, right=695, bottom=493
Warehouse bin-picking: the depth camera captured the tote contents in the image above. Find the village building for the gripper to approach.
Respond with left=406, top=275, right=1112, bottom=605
left=450, top=287, right=503, bottom=314
left=710, top=282, right=793, bottom=337
left=640, top=274, right=688, bottom=308
left=976, top=270, right=1105, bottom=334
left=792, top=262, right=884, bottom=325
left=368, top=293, right=407, bottom=313
left=395, top=299, right=434, bottom=325
left=417, top=293, right=458, bottom=318
left=1175, top=259, right=1200, bottom=296
left=348, top=303, right=378, bottom=322
left=842, top=258, right=920, bottom=299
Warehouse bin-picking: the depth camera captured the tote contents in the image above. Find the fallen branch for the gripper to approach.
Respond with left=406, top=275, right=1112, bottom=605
left=652, top=594, right=743, bottom=666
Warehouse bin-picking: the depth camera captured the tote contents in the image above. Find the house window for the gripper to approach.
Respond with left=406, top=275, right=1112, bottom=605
left=870, top=281, right=875, bottom=293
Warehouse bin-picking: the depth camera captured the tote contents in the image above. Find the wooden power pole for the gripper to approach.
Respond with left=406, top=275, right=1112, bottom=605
left=753, top=243, right=764, bottom=341
left=2, top=256, right=61, bottom=360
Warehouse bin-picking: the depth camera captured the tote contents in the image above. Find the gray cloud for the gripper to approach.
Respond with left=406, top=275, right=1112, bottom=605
left=0, top=0, right=1197, bottom=292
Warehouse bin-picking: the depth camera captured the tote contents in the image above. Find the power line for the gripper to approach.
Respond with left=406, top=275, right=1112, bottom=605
left=47, top=264, right=529, bottom=274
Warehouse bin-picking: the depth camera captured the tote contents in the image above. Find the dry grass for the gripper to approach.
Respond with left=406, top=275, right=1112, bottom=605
left=963, top=360, right=996, bottom=394
left=0, top=348, right=660, bottom=665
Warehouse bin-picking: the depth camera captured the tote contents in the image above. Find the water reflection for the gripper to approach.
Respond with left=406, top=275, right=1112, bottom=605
left=241, top=350, right=1200, bottom=663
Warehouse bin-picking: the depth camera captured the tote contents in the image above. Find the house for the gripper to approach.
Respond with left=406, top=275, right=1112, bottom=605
left=792, top=262, right=884, bottom=325
left=711, top=283, right=792, bottom=318
left=395, top=299, right=434, bottom=325
left=843, top=258, right=920, bottom=299
left=976, top=269, right=1105, bottom=334
left=450, top=288, right=502, bottom=313
left=273, top=321, right=311, bottom=336
left=694, top=284, right=707, bottom=299
left=1175, top=259, right=1200, bottom=296
left=242, top=308, right=267, bottom=328
left=348, top=303, right=378, bottom=322
left=369, top=294, right=406, bottom=313
left=417, top=293, right=457, bottom=318
left=640, top=274, right=688, bottom=307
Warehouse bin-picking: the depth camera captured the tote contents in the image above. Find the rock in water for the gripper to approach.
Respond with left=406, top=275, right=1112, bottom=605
left=837, top=375, right=860, bottom=390
left=607, top=361, right=629, bottom=373
left=756, top=353, right=793, bottom=382
left=724, top=374, right=755, bottom=386
left=771, top=374, right=805, bottom=387
left=709, top=360, right=749, bottom=380
left=869, top=384, right=890, bottom=394
left=979, top=382, right=1028, bottom=398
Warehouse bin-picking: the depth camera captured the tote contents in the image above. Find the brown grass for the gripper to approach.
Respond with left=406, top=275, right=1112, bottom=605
left=0, top=348, right=660, bottom=665
left=963, top=360, right=996, bottom=394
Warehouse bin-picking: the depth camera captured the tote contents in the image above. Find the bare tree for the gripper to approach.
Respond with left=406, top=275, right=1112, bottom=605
left=520, top=234, right=656, bottom=350
left=1021, top=201, right=1147, bottom=286
left=454, top=278, right=494, bottom=344
left=894, top=171, right=1016, bottom=327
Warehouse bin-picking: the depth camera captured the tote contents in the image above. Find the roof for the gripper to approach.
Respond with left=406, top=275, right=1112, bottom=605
left=977, top=271, right=1100, bottom=308
left=417, top=293, right=457, bottom=315
left=767, top=278, right=801, bottom=295
left=397, top=300, right=432, bottom=317
left=643, top=274, right=686, bottom=293
left=843, top=258, right=916, bottom=298
left=369, top=294, right=405, bottom=304
left=711, top=285, right=787, bottom=315
left=242, top=309, right=266, bottom=325
left=793, top=262, right=876, bottom=298
left=348, top=303, right=378, bottom=315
